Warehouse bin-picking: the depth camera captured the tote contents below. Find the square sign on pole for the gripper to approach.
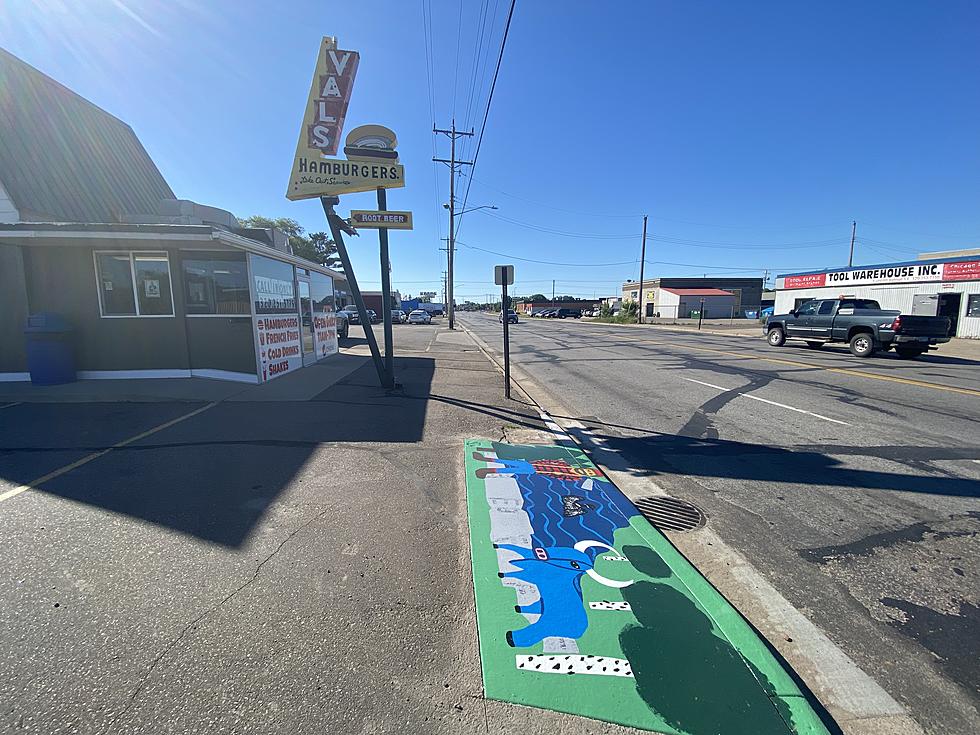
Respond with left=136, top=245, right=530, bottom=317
left=494, top=265, right=514, bottom=286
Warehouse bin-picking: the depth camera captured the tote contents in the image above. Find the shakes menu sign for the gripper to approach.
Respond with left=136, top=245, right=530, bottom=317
left=782, top=260, right=980, bottom=289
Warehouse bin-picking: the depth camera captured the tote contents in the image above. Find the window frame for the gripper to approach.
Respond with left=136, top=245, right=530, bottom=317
left=181, top=251, right=251, bottom=318
left=93, top=250, right=175, bottom=319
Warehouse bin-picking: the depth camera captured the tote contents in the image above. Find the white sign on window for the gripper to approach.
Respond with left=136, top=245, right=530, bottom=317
left=255, top=314, right=303, bottom=382
left=313, top=311, right=338, bottom=358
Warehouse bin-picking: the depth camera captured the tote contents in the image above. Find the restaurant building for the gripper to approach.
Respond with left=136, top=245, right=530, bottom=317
left=0, top=47, right=342, bottom=384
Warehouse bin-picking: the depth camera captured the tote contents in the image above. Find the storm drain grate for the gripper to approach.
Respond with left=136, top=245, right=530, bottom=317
left=634, top=495, right=707, bottom=532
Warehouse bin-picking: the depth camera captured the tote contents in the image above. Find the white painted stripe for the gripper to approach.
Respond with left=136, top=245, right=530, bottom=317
left=682, top=377, right=851, bottom=426
left=189, top=369, right=258, bottom=383
left=589, top=601, right=632, bottom=611
left=516, top=654, right=633, bottom=677
left=0, top=373, right=31, bottom=382
left=0, top=402, right=21, bottom=410
left=0, top=402, right=218, bottom=504
left=77, top=369, right=192, bottom=380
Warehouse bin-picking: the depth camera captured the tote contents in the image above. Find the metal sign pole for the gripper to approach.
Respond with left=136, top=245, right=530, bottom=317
left=502, top=279, right=511, bottom=399
left=376, top=187, right=396, bottom=388
left=320, top=196, right=388, bottom=389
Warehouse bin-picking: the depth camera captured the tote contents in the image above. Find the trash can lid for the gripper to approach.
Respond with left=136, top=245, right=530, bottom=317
left=25, top=312, right=73, bottom=333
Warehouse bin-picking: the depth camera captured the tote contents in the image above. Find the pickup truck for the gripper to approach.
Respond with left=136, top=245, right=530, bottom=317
left=765, top=298, right=951, bottom=358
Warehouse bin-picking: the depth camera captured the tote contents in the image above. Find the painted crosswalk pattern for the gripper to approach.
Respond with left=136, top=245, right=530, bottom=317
left=466, top=439, right=832, bottom=734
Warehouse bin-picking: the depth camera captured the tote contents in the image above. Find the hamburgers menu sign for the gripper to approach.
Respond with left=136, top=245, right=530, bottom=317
left=781, top=259, right=980, bottom=289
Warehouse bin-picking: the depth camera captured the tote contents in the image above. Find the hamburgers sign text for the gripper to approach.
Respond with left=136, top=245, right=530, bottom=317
left=286, top=37, right=405, bottom=200
left=782, top=259, right=980, bottom=289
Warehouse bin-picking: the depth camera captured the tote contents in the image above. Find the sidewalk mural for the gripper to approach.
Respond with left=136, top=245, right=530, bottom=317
left=465, top=440, right=830, bottom=735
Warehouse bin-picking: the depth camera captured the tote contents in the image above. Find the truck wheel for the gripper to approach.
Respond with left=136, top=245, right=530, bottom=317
left=767, top=327, right=785, bottom=347
left=849, top=332, right=876, bottom=358
left=895, top=346, right=924, bottom=359
left=805, top=341, right=823, bottom=349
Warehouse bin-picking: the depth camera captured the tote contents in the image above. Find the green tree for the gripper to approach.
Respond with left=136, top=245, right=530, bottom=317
left=621, top=300, right=639, bottom=320
left=600, top=302, right=613, bottom=318
left=526, top=293, right=548, bottom=302
left=240, top=215, right=341, bottom=269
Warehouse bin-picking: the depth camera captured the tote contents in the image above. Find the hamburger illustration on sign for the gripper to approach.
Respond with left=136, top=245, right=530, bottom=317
left=285, top=38, right=406, bottom=201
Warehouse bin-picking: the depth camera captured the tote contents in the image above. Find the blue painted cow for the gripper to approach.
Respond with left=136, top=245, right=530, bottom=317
left=495, top=540, right=632, bottom=648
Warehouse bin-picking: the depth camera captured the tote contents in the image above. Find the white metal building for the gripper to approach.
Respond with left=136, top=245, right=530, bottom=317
left=775, top=255, right=980, bottom=339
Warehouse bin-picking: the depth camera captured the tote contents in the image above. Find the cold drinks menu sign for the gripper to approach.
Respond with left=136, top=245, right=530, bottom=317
left=256, top=315, right=302, bottom=382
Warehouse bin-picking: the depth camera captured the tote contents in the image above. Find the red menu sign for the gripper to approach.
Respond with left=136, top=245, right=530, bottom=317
left=942, top=260, right=980, bottom=281
left=783, top=273, right=827, bottom=289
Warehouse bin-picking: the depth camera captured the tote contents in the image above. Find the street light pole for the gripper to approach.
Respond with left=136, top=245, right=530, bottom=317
left=637, top=215, right=647, bottom=324
left=433, top=120, right=474, bottom=330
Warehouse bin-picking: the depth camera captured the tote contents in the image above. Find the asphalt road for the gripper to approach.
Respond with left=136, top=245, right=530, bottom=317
left=461, top=312, right=980, bottom=735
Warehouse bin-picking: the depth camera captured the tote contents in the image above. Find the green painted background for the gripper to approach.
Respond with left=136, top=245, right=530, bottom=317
left=464, top=439, right=832, bottom=735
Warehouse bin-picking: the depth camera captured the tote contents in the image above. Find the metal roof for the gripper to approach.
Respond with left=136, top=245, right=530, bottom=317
left=0, top=47, right=175, bottom=223
left=661, top=288, right=735, bottom=296
left=777, top=254, right=979, bottom=279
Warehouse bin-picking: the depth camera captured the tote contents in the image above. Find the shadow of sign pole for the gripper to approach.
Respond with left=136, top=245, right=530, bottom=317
left=321, top=196, right=391, bottom=389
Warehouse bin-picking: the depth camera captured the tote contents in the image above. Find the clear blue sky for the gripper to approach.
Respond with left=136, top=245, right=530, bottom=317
left=3, top=1, right=978, bottom=301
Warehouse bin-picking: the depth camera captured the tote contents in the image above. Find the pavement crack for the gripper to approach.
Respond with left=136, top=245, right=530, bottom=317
left=100, top=509, right=330, bottom=734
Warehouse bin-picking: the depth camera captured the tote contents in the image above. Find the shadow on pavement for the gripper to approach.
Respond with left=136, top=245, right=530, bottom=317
left=0, top=357, right=436, bottom=547
left=581, top=430, right=980, bottom=499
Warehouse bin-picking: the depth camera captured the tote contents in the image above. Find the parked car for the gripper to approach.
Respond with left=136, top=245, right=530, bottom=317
left=335, top=311, right=349, bottom=340
left=408, top=310, right=432, bottom=324
left=765, top=298, right=951, bottom=358
left=554, top=308, right=582, bottom=319
left=366, top=309, right=379, bottom=324
left=538, top=309, right=558, bottom=318
left=338, top=307, right=360, bottom=324
left=499, top=309, right=519, bottom=324
left=392, top=309, right=407, bottom=324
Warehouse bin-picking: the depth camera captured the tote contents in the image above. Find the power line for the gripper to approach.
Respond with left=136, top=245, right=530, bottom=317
left=456, top=0, right=516, bottom=238
left=458, top=240, right=636, bottom=266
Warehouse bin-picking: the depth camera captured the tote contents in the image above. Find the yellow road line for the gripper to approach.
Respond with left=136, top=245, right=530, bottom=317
left=0, top=402, right=218, bottom=504
left=624, top=336, right=980, bottom=397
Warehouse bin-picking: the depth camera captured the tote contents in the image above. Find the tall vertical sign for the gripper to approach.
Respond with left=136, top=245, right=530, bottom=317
left=286, top=37, right=359, bottom=200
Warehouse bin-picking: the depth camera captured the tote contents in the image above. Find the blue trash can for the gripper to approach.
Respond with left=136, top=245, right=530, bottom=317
left=25, top=313, right=76, bottom=385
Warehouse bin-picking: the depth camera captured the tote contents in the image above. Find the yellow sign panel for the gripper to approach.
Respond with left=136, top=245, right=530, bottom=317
left=350, top=210, right=413, bottom=230
left=289, top=159, right=405, bottom=199
left=286, top=37, right=363, bottom=200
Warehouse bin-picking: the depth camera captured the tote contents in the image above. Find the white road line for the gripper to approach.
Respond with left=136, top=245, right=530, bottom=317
left=0, top=401, right=22, bottom=410
left=682, top=377, right=851, bottom=426
left=0, top=402, right=219, bottom=504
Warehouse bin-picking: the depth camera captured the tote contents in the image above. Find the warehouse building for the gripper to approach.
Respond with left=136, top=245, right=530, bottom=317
left=622, top=277, right=764, bottom=319
left=0, top=47, right=343, bottom=384
left=774, top=254, right=980, bottom=338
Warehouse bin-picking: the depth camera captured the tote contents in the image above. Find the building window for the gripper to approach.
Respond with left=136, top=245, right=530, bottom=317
left=249, top=253, right=296, bottom=314
left=95, top=252, right=174, bottom=317
left=966, top=294, right=980, bottom=318
left=183, top=254, right=250, bottom=315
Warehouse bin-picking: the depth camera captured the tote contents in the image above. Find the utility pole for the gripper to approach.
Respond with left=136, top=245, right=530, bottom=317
left=637, top=215, right=648, bottom=324
left=433, top=119, right=474, bottom=330
left=552, top=279, right=555, bottom=303
left=848, top=221, right=857, bottom=267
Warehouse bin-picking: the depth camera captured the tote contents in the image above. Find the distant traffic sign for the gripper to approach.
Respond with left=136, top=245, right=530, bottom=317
left=350, top=210, right=413, bottom=230
left=495, top=264, right=514, bottom=286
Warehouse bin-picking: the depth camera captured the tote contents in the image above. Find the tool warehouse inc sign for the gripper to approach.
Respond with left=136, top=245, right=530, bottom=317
left=782, top=259, right=980, bottom=289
